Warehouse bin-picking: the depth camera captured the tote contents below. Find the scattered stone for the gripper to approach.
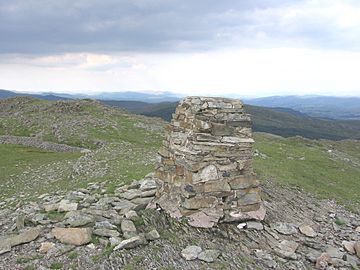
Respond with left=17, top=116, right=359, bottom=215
left=316, top=253, right=331, bottom=269
left=113, top=235, right=145, bottom=250
left=87, top=243, right=96, bottom=249
left=39, top=242, right=55, bottom=253
left=112, top=200, right=136, bottom=212
left=356, top=226, right=360, bottom=233
left=16, top=215, right=25, bottom=230
left=43, top=203, right=59, bottom=212
left=188, top=211, right=219, bottom=228
left=237, top=223, right=246, bottom=229
left=246, top=221, right=264, bottom=230
left=342, top=241, right=356, bottom=254
left=271, top=222, right=298, bottom=235
left=125, top=210, right=139, bottom=221
left=58, top=200, right=78, bottom=212
left=93, top=229, right=120, bottom=238
left=121, top=189, right=142, bottom=200
left=299, top=225, right=317, bottom=238
left=145, top=229, right=160, bottom=241
left=326, top=246, right=343, bottom=258
left=198, top=249, right=221, bottom=262
left=0, top=227, right=41, bottom=249
left=254, top=250, right=277, bottom=268
left=109, top=237, right=122, bottom=247
left=354, top=241, right=360, bottom=258
left=52, top=227, right=92, bottom=246
left=95, top=221, right=117, bottom=230
left=181, top=245, right=202, bottom=261
left=275, top=240, right=299, bottom=260
left=121, top=219, right=137, bottom=239
left=64, top=212, right=94, bottom=227
left=139, top=179, right=157, bottom=191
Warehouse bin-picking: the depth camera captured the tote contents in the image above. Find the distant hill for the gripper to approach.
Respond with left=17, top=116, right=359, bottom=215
left=2, top=90, right=360, bottom=140
left=0, top=89, right=181, bottom=103
left=102, top=100, right=360, bottom=140
left=0, top=89, right=68, bottom=101
left=245, top=95, right=360, bottom=120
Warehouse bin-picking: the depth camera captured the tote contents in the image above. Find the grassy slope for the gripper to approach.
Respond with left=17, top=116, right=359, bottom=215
left=102, top=100, right=360, bottom=140
left=0, top=145, right=81, bottom=199
left=0, top=97, right=165, bottom=201
left=254, top=133, right=360, bottom=211
left=1, top=97, right=359, bottom=212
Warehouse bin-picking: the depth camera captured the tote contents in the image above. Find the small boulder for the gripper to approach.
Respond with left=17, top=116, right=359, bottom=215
left=93, top=229, right=120, bottom=238
left=121, top=190, right=142, bottom=200
left=52, top=227, right=92, bottom=246
left=125, top=210, right=139, bottom=221
left=181, top=245, right=202, bottom=261
left=198, top=249, right=221, bottom=262
left=326, top=246, right=343, bottom=258
left=246, top=221, right=264, bottom=230
left=113, top=235, right=146, bottom=250
left=139, top=179, right=157, bottom=191
left=39, top=242, right=55, bottom=253
left=315, top=253, right=331, bottom=269
left=299, top=225, right=317, bottom=238
left=275, top=240, right=299, bottom=260
left=342, top=241, right=356, bottom=254
left=43, top=203, right=59, bottom=212
left=64, top=212, right=94, bottom=227
left=121, top=219, right=137, bottom=239
left=271, top=222, right=298, bottom=235
left=354, top=241, right=360, bottom=258
left=58, top=200, right=78, bottom=212
left=145, top=229, right=160, bottom=241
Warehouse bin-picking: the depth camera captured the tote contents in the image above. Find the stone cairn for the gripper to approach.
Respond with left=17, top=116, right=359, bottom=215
left=155, top=96, right=265, bottom=228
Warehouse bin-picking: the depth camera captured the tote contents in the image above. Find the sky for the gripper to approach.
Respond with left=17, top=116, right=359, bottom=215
left=0, top=0, right=360, bottom=97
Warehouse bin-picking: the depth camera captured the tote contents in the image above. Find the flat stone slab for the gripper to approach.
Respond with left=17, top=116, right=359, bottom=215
left=113, top=236, right=146, bottom=250
left=198, top=249, right=221, bottom=262
left=52, top=227, right=92, bottom=246
left=271, top=222, right=298, bottom=235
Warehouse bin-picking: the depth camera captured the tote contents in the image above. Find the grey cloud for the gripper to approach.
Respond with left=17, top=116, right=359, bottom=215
left=0, top=0, right=359, bottom=54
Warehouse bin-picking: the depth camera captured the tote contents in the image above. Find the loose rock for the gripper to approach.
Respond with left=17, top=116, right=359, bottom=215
left=113, top=235, right=145, bottom=250
left=299, top=224, right=317, bottom=237
left=52, top=227, right=92, bottom=246
left=181, top=245, right=202, bottom=261
left=198, top=249, right=221, bottom=262
left=58, top=200, right=78, bottom=212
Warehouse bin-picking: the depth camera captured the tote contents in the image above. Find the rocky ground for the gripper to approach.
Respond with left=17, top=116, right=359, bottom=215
left=0, top=174, right=359, bottom=270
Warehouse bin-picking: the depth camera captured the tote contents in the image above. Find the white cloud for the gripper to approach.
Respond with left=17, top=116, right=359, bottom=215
left=1, top=48, right=359, bottom=97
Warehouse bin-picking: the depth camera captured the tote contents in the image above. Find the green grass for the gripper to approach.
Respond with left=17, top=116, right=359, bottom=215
left=0, top=144, right=81, bottom=200
left=50, top=262, right=64, bottom=269
left=67, top=251, right=78, bottom=260
left=254, top=133, right=360, bottom=211
left=46, top=211, right=65, bottom=221
left=2, top=97, right=359, bottom=216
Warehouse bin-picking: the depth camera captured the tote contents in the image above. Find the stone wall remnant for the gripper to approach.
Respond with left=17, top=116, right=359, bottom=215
left=155, top=97, right=264, bottom=228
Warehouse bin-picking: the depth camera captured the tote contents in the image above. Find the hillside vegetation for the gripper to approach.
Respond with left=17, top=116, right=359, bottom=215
left=246, top=95, right=360, bottom=120
left=0, top=97, right=359, bottom=212
left=0, top=97, right=164, bottom=202
left=102, top=100, right=360, bottom=140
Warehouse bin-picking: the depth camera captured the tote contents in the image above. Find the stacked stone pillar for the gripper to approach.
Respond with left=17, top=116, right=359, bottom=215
left=155, top=97, right=263, bottom=227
